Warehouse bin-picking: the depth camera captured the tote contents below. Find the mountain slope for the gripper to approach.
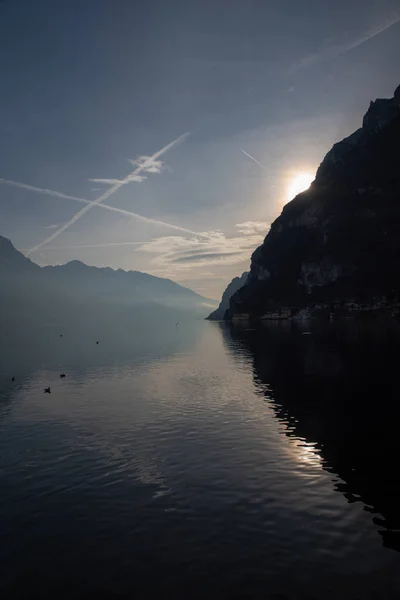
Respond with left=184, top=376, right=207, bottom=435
left=0, top=236, right=216, bottom=325
left=228, top=84, right=400, bottom=320
left=0, top=235, right=40, bottom=274
left=206, top=272, right=248, bottom=320
left=42, top=260, right=214, bottom=311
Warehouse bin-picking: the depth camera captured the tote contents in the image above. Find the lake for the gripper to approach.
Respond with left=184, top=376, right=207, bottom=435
left=1, top=319, right=400, bottom=598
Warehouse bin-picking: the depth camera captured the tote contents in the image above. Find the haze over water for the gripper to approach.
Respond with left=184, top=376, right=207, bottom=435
left=1, top=320, right=400, bottom=598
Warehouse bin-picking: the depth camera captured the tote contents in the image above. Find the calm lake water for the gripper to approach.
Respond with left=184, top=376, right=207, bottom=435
left=1, top=319, right=400, bottom=598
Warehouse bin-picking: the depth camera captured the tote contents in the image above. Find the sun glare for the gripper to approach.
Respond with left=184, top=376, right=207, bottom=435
left=287, top=172, right=314, bottom=202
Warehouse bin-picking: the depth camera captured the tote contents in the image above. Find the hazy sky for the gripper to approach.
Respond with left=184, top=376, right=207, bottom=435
left=1, top=0, right=399, bottom=298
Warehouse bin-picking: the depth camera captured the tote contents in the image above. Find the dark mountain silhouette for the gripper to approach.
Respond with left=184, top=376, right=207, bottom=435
left=228, top=84, right=400, bottom=320
left=206, top=272, right=248, bottom=320
left=0, top=235, right=217, bottom=331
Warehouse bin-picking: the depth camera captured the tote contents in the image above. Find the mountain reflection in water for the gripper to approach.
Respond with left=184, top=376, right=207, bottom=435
left=220, top=320, right=400, bottom=553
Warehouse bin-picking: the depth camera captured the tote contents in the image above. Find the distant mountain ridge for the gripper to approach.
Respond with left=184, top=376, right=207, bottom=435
left=0, top=236, right=217, bottom=327
left=227, top=84, right=400, bottom=320
left=42, top=259, right=214, bottom=309
left=206, top=272, right=248, bottom=320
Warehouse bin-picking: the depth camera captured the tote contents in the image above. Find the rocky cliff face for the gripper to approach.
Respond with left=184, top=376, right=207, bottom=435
left=228, top=85, right=400, bottom=320
left=206, top=272, right=248, bottom=320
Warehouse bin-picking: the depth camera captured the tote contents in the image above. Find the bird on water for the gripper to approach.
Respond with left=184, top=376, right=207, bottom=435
left=44, top=387, right=51, bottom=394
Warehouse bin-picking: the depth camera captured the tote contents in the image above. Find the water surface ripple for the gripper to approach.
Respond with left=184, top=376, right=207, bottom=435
left=1, top=321, right=400, bottom=598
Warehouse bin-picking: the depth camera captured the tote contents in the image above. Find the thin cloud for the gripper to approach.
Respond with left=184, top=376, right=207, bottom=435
left=236, top=221, right=269, bottom=235
left=46, top=224, right=60, bottom=229
left=138, top=227, right=265, bottom=271
left=172, top=252, right=243, bottom=263
left=26, top=132, right=190, bottom=256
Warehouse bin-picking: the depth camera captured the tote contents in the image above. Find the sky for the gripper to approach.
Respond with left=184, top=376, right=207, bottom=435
left=0, top=0, right=399, bottom=299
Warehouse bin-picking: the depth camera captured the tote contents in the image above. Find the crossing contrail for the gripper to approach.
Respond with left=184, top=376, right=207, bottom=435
left=0, top=177, right=203, bottom=237
left=25, top=132, right=190, bottom=256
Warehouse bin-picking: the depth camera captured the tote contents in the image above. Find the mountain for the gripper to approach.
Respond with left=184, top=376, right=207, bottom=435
left=0, top=235, right=40, bottom=274
left=227, top=84, right=400, bottom=320
left=0, top=236, right=217, bottom=330
left=220, top=321, right=400, bottom=553
left=206, top=272, right=248, bottom=320
left=42, top=260, right=214, bottom=311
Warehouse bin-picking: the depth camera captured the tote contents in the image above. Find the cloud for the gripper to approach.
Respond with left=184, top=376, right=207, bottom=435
left=138, top=225, right=266, bottom=271
left=127, top=174, right=148, bottom=182
left=46, top=224, right=60, bottom=229
left=235, top=221, right=269, bottom=235
left=25, top=131, right=190, bottom=256
left=0, top=177, right=203, bottom=237
left=89, top=153, right=169, bottom=188
left=172, top=252, right=243, bottom=263
left=128, top=156, right=164, bottom=174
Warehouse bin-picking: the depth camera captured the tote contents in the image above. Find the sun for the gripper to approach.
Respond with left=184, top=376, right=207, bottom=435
left=287, top=172, right=314, bottom=202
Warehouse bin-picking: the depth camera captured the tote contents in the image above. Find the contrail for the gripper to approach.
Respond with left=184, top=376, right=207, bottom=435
left=294, top=13, right=400, bottom=70
left=240, top=149, right=269, bottom=171
left=0, top=177, right=202, bottom=237
left=0, top=178, right=90, bottom=203
left=337, top=13, right=400, bottom=57
left=88, top=176, right=147, bottom=184
left=26, top=132, right=190, bottom=256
